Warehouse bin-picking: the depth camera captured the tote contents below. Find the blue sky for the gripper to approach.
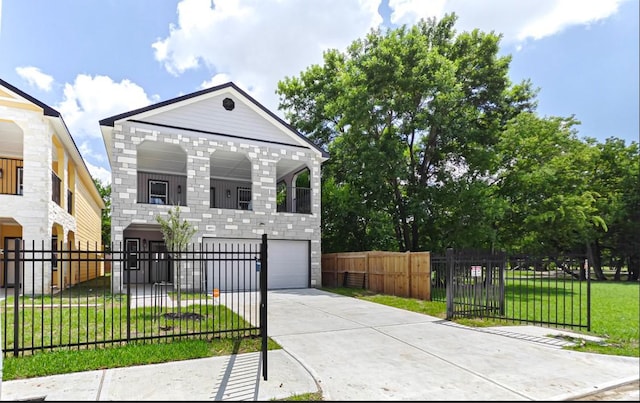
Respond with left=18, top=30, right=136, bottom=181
left=1, top=0, right=638, bottom=185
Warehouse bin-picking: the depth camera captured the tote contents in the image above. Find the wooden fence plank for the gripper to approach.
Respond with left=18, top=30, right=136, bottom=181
left=320, top=250, right=432, bottom=300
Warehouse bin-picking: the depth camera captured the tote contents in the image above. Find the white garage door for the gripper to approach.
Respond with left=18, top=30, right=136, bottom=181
left=267, top=240, right=309, bottom=289
left=202, top=238, right=309, bottom=291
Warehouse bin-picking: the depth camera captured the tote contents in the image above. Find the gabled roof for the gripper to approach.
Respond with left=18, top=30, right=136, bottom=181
left=99, top=81, right=329, bottom=159
left=0, top=78, right=105, bottom=209
left=0, top=78, right=61, bottom=117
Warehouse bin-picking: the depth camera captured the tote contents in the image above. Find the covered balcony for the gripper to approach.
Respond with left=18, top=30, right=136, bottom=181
left=276, top=160, right=312, bottom=214
left=136, top=141, right=187, bottom=206
left=0, top=157, right=23, bottom=196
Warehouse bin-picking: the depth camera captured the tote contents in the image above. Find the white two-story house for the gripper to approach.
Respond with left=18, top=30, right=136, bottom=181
left=100, top=82, right=328, bottom=293
left=0, top=78, right=105, bottom=294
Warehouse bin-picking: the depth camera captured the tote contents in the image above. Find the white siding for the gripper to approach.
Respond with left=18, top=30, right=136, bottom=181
left=139, top=93, right=299, bottom=146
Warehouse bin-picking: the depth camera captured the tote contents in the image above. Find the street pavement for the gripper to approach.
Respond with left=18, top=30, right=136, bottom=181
left=2, top=288, right=639, bottom=400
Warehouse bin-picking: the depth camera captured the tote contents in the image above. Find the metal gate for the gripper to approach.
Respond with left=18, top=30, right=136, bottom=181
left=445, top=248, right=506, bottom=320
left=435, top=248, right=591, bottom=331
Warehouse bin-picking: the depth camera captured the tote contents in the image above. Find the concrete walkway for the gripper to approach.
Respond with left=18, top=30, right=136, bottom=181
left=265, top=289, right=639, bottom=401
left=2, top=288, right=639, bottom=400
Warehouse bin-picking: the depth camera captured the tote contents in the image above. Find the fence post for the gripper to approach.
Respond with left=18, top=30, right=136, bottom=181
left=125, top=249, right=131, bottom=343
left=445, top=248, right=454, bottom=320
left=260, top=233, right=268, bottom=381
left=10, top=238, right=21, bottom=357
left=585, top=258, right=591, bottom=331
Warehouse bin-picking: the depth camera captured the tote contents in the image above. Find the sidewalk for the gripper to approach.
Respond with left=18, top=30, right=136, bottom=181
left=1, top=350, right=318, bottom=401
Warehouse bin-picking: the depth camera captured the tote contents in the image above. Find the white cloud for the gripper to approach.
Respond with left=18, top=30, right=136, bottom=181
left=55, top=74, right=159, bottom=182
left=56, top=74, right=158, bottom=140
left=387, top=0, right=624, bottom=47
left=516, top=0, right=622, bottom=42
left=153, top=0, right=383, bottom=113
left=78, top=140, right=105, bottom=163
left=15, top=66, right=54, bottom=91
left=200, top=73, right=233, bottom=90
left=85, top=160, right=112, bottom=186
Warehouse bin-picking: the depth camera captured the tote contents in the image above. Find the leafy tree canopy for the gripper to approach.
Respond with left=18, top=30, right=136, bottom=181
left=278, top=13, right=536, bottom=252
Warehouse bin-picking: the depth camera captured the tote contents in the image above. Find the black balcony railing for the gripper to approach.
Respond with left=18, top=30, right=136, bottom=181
left=52, top=171, right=61, bottom=205
left=0, top=157, right=23, bottom=195
left=210, top=186, right=253, bottom=210
left=277, top=186, right=311, bottom=214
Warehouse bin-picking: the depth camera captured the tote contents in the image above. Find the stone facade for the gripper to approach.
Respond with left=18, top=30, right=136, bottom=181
left=109, top=121, right=324, bottom=293
left=0, top=109, right=77, bottom=294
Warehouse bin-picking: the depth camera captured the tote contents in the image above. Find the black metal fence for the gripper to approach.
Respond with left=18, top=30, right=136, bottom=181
left=431, top=249, right=591, bottom=331
left=1, top=235, right=269, bottom=381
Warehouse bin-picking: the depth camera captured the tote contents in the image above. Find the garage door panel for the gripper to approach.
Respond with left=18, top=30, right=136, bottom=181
left=268, top=240, right=309, bottom=289
left=203, top=238, right=308, bottom=290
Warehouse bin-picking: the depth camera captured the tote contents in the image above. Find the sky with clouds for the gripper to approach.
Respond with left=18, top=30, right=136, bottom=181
left=0, top=0, right=637, bottom=185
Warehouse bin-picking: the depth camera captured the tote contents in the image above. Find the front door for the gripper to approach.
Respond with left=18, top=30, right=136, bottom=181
left=149, top=241, right=171, bottom=283
left=4, top=237, right=22, bottom=288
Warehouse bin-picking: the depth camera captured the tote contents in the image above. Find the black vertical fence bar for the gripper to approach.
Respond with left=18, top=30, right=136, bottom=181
left=217, top=243, right=221, bottom=334
left=51, top=243, right=57, bottom=351
left=85, top=243, right=90, bottom=348
left=3, top=239, right=7, bottom=354
left=230, top=243, right=235, bottom=337
left=40, top=241, right=45, bottom=352
left=126, top=249, right=131, bottom=343
left=586, top=258, right=591, bottom=331
left=260, top=233, right=268, bottom=381
left=445, top=248, right=453, bottom=319
left=76, top=245, right=80, bottom=348
left=12, top=238, right=20, bottom=356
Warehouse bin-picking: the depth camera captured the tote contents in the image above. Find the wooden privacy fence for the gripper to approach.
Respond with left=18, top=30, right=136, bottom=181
left=321, top=251, right=431, bottom=300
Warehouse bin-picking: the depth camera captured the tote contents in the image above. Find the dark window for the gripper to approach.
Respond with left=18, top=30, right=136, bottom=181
left=51, top=236, right=58, bottom=270
left=17, top=167, right=23, bottom=195
left=125, top=238, right=140, bottom=270
left=67, top=190, right=73, bottom=214
left=149, top=180, right=168, bottom=204
left=238, top=187, right=251, bottom=210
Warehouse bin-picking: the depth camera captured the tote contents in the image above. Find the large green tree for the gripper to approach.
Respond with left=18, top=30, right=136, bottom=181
left=493, top=113, right=606, bottom=257
left=277, top=14, right=535, bottom=252
left=586, top=137, right=640, bottom=280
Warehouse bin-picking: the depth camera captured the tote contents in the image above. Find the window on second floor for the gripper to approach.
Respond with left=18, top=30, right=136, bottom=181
left=238, top=187, right=251, bottom=210
left=17, top=167, right=23, bottom=195
left=149, top=180, right=168, bottom=205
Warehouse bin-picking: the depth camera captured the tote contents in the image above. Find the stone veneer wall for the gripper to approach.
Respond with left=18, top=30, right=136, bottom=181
left=110, top=124, right=323, bottom=293
left=0, top=108, right=78, bottom=294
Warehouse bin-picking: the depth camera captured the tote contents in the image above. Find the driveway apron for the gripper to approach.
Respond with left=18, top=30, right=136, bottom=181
left=267, top=288, right=640, bottom=401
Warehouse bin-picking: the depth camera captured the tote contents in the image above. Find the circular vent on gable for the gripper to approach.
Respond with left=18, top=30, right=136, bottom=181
left=222, top=98, right=235, bottom=111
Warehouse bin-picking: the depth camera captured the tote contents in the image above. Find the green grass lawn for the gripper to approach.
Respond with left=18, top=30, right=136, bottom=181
left=1, top=299, right=256, bottom=350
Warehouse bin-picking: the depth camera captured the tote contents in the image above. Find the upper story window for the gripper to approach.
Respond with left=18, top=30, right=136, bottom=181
left=238, top=187, right=251, bottom=210
left=17, top=167, right=23, bottom=195
left=149, top=180, right=168, bottom=205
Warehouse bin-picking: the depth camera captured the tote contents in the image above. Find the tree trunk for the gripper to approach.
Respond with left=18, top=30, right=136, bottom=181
left=628, top=255, right=640, bottom=282
left=586, top=241, right=606, bottom=280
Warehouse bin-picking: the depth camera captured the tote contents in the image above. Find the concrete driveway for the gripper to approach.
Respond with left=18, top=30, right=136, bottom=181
left=267, top=288, right=640, bottom=401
